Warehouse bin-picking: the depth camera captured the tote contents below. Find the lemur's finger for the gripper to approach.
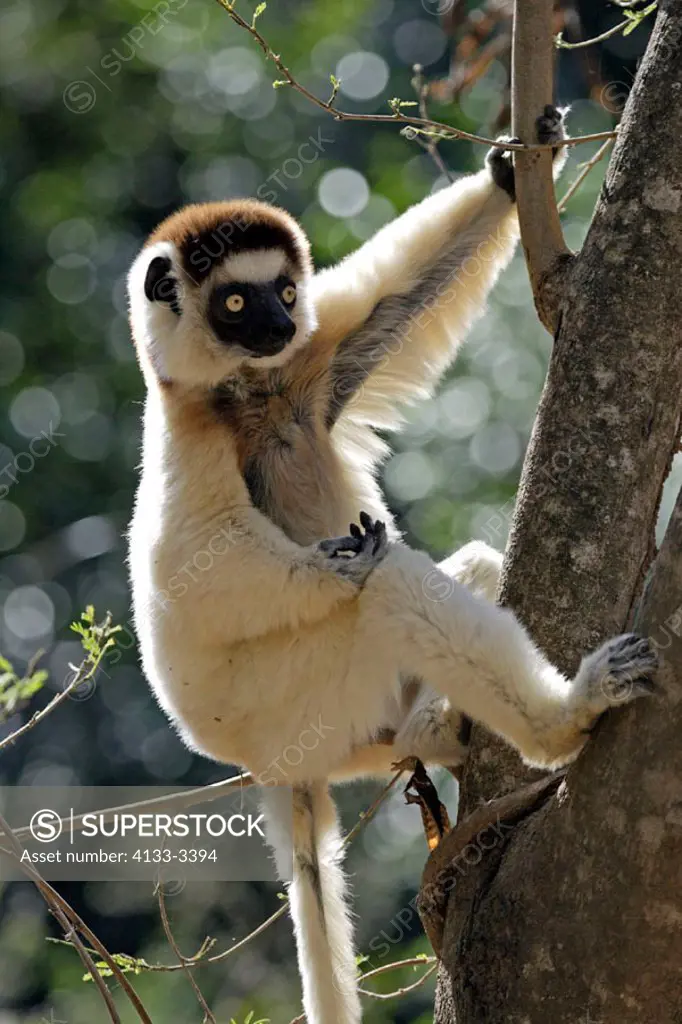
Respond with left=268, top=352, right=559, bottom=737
left=372, top=521, right=387, bottom=556
left=366, top=524, right=382, bottom=557
left=349, top=523, right=363, bottom=541
left=359, top=510, right=373, bottom=532
left=359, top=527, right=376, bottom=557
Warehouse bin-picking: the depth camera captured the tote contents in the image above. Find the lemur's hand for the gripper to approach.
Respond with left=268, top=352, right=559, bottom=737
left=487, top=104, right=568, bottom=201
left=316, top=511, right=388, bottom=586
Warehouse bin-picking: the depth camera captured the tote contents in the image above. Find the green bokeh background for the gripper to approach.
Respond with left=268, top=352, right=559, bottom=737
left=0, top=1, right=664, bottom=1020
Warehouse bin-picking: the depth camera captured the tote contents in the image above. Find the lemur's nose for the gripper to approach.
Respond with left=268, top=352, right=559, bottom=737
left=269, top=319, right=296, bottom=343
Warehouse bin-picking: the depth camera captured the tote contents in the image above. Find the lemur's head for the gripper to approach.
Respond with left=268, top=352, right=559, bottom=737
left=128, top=200, right=316, bottom=386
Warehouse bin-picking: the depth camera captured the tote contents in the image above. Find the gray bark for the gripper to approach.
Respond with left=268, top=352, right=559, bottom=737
left=433, top=3, right=682, bottom=1021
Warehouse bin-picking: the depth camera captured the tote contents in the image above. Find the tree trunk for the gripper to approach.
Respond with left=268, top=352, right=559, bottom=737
left=431, top=3, right=682, bottom=1020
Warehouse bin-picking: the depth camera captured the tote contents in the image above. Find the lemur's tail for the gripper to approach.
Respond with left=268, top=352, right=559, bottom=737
left=263, top=780, right=361, bottom=1024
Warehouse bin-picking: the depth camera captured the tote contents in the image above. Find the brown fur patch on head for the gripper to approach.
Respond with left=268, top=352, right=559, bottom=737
left=145, top=200, right=312, bottom=286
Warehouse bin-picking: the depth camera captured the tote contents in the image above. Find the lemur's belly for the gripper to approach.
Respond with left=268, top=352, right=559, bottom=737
left=142, top=594, right=376, bottom=777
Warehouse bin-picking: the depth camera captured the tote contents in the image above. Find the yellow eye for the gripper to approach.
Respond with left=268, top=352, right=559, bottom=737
left=225, top=293, right=245, bottom=313
left=281, top=283, right=297, bottom=305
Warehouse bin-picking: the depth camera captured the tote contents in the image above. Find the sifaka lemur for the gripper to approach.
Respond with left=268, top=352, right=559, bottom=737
left=127, top=107, right=657, bottom=1023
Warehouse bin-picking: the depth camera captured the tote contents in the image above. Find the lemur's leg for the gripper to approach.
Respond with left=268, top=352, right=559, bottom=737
left=329, top=541, right=505, bottom=779
left=350, top=542, right=656, bottom=769
left=438, top=540, right=503, bottom=601
left=393, top=541, right=503, bottom=767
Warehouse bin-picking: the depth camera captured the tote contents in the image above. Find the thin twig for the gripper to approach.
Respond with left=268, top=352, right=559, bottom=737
left=343, top=766, right=406, bottom=847
left=359, top=962, right=438, bottom=1000
left=0, top=817, right=122, bottom=1024
left=158, top=881, right=217, bottom=1023
left=34, top=879, right=154, bottom=1024
left=358, top=954, right=436, bottom=984
left=9, top=772, right=253, bottom=843
left=0, top=624, right=115, bottom=752
left=0, top=811, right=152, bottom=1022
left=557, top=138, right=614, bottom=212
left=51, top=889, right=288, bottom=975
left=556, top=2, right=657, bottom=49
left=213, top=0, right=616, bottom=152
left=558, top=19, right=631, bottom=48
left=287, top=955, right=438, bottom=1020
left=47, top=768, right=408, bottom=976
left=163, top=767, right=406, bottom=971
left=201, top=902, right=289, bottom=967
left=410, top=64, right=454, bottom=182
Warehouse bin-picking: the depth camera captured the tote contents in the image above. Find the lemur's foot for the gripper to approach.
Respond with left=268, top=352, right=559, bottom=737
left=394, top=697, right=470, bottom=768
left=522, top=633, right=657, bottom=770
left=316, top=511, right=388, bottom=586
left=536, top=103, right=567, bottom=147
left=576, top=633, right=658, bottom=722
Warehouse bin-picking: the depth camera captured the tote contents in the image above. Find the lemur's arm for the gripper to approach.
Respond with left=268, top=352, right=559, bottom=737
left=201, top=512, right=387, bottom=645
left=314, top=108, right=566, bottom=430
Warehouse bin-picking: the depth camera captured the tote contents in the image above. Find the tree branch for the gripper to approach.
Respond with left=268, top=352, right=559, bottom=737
left=43, top=767, right=408, bottom=977
left=157, top=881, right=217, bottom=1023
left=438, top=3, right=682, bottom=1018
left=556, top=138, right=614, bottom=213
left=418, top=771, right=565, bottom=957
left=213, top=0, right=616, bottom=153
left=0, top=812, right=127, bottom=1024
left=409, top=64, right=454, bottom=183
left=511, top=0, right=571, bottom=331
left=0, top=611, right=118, bottom=752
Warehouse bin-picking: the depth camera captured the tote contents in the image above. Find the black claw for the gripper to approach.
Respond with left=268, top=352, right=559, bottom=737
left=632, top=675, right=657, bottom=694
left=372, top=521, right=387, bottom=554
left=359, top=510, right=373, bottom=531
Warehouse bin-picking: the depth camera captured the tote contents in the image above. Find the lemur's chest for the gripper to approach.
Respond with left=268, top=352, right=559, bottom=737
left=213, top=384, right=349, bottom=544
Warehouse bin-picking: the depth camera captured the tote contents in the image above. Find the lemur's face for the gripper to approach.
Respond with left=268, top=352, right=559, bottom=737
left=127, top=201, right=317, bottom=387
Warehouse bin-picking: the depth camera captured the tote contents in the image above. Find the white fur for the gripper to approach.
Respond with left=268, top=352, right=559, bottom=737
left=128, top=241, right=317, bottom=383
left=128, top=144, right=655, bottom=1023
left=313, top=168, right=519, bottom=430
left=222, top=248, right=286, bottom=283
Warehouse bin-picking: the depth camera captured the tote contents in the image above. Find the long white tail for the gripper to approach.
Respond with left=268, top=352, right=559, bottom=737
left=263, top=780, right=361, bottom=1023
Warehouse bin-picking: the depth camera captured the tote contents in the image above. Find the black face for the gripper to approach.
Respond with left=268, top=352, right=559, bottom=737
left=207, top=275, right=297, bottom=358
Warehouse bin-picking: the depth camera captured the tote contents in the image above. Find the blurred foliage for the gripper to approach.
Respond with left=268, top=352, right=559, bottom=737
left=0, top=0, right=663, bottom=1020
left=0, top=652, right=47, bottom=726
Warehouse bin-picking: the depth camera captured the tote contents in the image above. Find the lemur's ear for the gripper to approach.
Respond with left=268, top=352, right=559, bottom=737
left=144, top=255, right=181, bottom=315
